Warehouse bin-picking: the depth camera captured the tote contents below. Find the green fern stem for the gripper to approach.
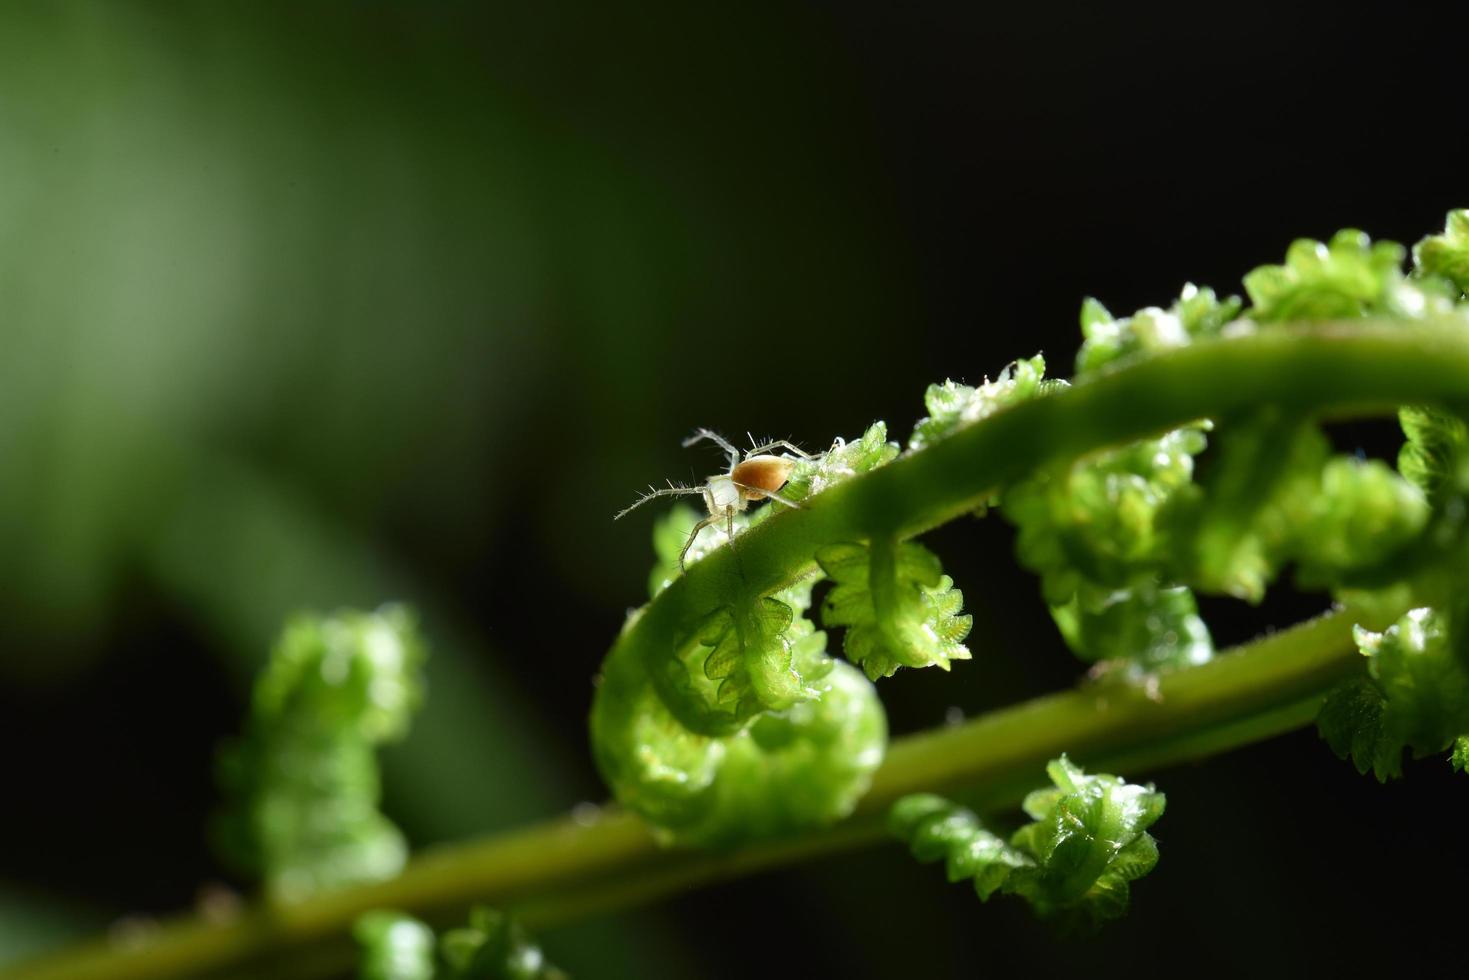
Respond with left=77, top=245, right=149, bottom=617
left=10, top=604, right=1388, bottom=980
left=13, top=320, right=1469, bottom=980
left=615, top=320, right=1469, bottom=709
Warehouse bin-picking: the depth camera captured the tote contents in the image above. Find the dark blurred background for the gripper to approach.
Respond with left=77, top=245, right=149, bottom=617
left=2, top=2, right=1467, bottom=977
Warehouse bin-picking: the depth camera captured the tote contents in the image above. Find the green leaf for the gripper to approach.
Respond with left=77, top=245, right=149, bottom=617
left=817, top=538, right=973, bottom=680
left=889, top=794, right=1034, bottom=900
left=439, top=908, right=567, bottom=980
left=1413, top=209, right=1469, bottom=296
left=1398, top=406, right=1469, bottom=506
left=591, top=638, right=886, bottom=846
left=215, top=606, right=426, bottom=903
left=1451, top=736, right=1469, bottom=773
left=1002, top=422, right=1213, bottom=667
left=1244, top=229, right=1405, bottom=321
left=354, top=911, right=436, bottom=980
left=1319, top=677, right=1393, bottom=779
left=644, top=502, right=835, bottom=735
left=1146, top=406, right=1429, bottom=604
left=891, top=756, right=1165, bottom=929
left=1050, top=583, right=1212, bottom=670
left=1163, top=410, right=1329, bottom=602
left=599, top=539, right=887, bottom=848
left=651, top=593, right=826, bottom=736
left=1243, top=228, right=1455, bottom=322
left=355, top=907, right=567, bottom=980
left=1292, top=456, right=1429, bottom=589
left=1007, top=426, right=1205, bottom=595
left=1075, top=284, right=1241, bottom=376
left=781, top=421, right=899, bottom=502
left=1319, top=608, right=1469, bottom=781
left=908, top=355, right=1056, bottom=451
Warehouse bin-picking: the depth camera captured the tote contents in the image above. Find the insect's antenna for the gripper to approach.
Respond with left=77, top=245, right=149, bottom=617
left=613, top=483, right=703, bottom=520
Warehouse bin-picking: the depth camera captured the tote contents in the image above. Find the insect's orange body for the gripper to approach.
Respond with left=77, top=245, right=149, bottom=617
left=731, top=455, right=797, bottom=499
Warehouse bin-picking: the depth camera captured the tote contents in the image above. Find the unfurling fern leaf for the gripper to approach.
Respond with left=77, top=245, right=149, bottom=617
left=591, top=642, right=884, bottom=846
left=908, top=354, right=1055, bottom=453
left=594, top=425, right=921, bottom=845
left=356, top=911, right=436, bottom=980
left=998, top=307, right=1217, bottom=671
left=780, top=421, right=899, bottom=502
left=1075, top=283, right=1240, bottom=375
left=1414, top=209, right=1469, bottom=296
left=817, top=537, right=972, bottom=680
left=1318, top=608, right=1469, bottom=781
left=1001, top=412, right=1213, bottom=670
left=1242, top=228, right=1457, bottom=322
left=355, top=908, right=566, bottom=980
left=592, top=561, right=884, bottom=846
left=592, top=212, right=1469, bottom=904
left=215, top=606, right=425, bottom=903
left=1397, top=405, right=1469, bottom=507
left=1451, top=736, right=1469, bottom=773
left=649, top=595, right=823, bottom=735
left=1006, top=232, right=1456, bottom=677
left=643, top=509, right=830, bottom=735
left=891, top=756, right=1165, bottom=930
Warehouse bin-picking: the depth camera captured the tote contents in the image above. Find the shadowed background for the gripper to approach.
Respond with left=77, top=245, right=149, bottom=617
left=2, top=2, right=1466, bottom=976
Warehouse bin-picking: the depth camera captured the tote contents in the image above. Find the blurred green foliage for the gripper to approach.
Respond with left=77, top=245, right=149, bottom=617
left=0, top=3, right=572, bottom=849
left=0, top=2, right=891, bottom=973
left=216, top=607, right=425, bottom=902
left=357, top=907, right=566, bottom=980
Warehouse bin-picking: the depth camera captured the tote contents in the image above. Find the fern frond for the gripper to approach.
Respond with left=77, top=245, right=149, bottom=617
left=1076, top=283, right=1241, bottom=375
left=355, top=911, right=436, bottom=980
left=355, top=908, right=566, bottom=980
left=591, top=639, right=884, bottom=846
left=1413, top=209, right=1469, bottom=296
left=891, top=756, right=1165, bottom=929
left=1319, top=608, right=1469, bottom=781
left=1001, top=413, right=1212, bottom=668
left=1243, top=228, right=1446, bottom=322
left=817, top=537, right=973, bottom=680
left=908, top=354, right=1056, bottom=452
left=780, top=420, right=899, bottom=502
left=1398, top=405, right=1469, bottom=506
left=215, top=606, right=425, bottom=903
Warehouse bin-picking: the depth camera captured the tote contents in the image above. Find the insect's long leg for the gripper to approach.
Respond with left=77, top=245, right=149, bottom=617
left=613, top=484, right=705, bottom=520
left=746, top=438, right=813, bottom=459
left=731, top=482, right=803, bottom=510
left=678, top=514, right=722, bottom=569
left=682, top=428, right=740, bottom=468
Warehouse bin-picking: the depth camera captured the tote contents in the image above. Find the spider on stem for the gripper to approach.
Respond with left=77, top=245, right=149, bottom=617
left=614, top=429, right=815, bottom=568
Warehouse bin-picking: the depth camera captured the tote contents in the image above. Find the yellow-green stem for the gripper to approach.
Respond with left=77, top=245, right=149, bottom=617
left=7, top=603, right=1390, bottom=980
left=14, top=320, right=1469, bottom=980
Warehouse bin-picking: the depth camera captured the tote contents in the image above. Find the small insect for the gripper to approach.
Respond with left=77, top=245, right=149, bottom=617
left=615, top=428, right=814, bottom=568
